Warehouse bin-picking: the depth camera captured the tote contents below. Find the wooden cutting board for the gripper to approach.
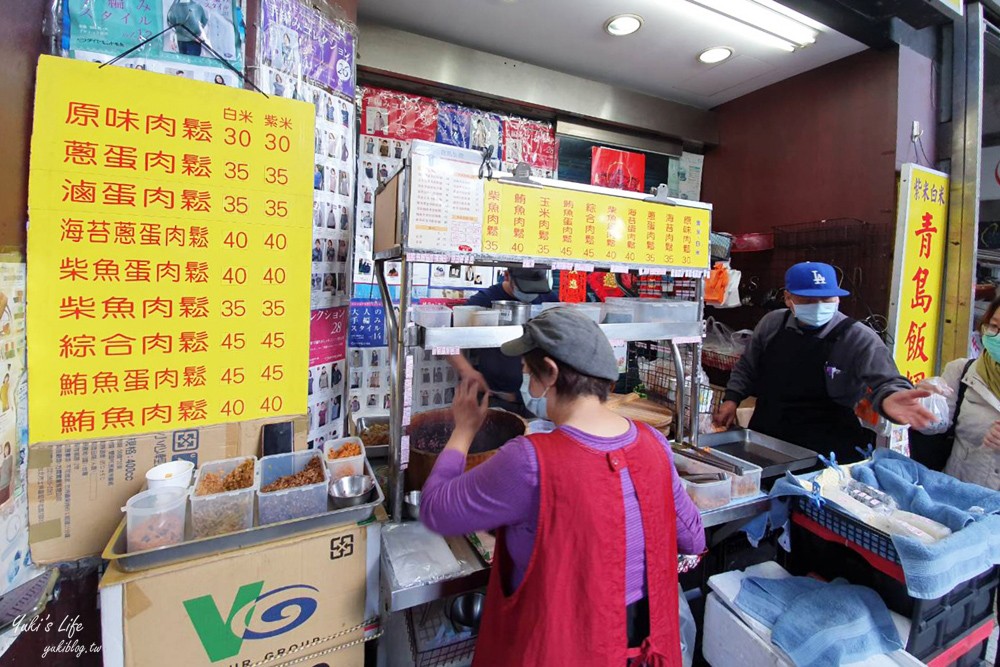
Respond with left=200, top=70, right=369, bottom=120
left=607, top=393, right=673, bottom=429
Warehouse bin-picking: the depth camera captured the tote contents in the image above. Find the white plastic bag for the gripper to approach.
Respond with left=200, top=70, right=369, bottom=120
left=679, top=590, right=696, bottom=667
left=915, top=377, right=954, bottom=435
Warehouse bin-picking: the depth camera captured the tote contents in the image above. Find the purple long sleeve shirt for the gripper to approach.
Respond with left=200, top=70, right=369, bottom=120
left=421, top=420, right=706, bottom=605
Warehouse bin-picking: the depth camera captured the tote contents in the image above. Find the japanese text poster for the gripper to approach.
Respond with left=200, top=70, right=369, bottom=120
left=890, top=164, right=949, bottom=383
left=306, top=308, right=347, bottom=450
left=27, top=56, right=313, bottom=443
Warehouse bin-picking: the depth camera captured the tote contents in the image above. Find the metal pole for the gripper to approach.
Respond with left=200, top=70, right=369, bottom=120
left=691, top=276, right=706, bottom=448
left=375, top=258, right=403, bottom=522
left=671, top=340, right=685, bottom=446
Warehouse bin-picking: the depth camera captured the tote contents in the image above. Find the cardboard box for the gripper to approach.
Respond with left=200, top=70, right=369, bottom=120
left=27, top=417, right=307, bottom=563
left=100, top=518, right=380, bottom=667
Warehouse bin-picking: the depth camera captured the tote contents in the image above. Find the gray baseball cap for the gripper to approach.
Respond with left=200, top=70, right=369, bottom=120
left=501, top=307, right=619, bottom=381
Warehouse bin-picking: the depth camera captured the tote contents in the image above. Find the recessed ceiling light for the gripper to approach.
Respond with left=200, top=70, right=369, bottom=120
left=698, top=46, right=734, bottom=64
left=604, top=14, right=643, bottom=37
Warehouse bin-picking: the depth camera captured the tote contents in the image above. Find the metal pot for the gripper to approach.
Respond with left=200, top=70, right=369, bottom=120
left=492, top=300, right=531, bottom=325
left=446, top=592, right=485, bottom=632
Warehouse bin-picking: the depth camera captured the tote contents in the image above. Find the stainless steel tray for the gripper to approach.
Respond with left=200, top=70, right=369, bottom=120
left=104, top=459, right=384, bottom=572
left=351, top=414, right=389, bottom=459
left=699, top=429, right=818, bottom=478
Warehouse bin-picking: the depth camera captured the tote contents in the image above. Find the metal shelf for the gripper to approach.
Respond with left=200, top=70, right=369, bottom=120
left=383, top=533, right=490, bottom=613
left=373, top=244, right=709, bottom=275
left=411, top=322, right=702, bottom=350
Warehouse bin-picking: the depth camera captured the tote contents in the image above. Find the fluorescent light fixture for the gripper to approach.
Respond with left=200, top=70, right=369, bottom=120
left=685, top=0, right=817, bottom=49
left=604, top=14, right=644, bottom=36
left=699, top=46, right=734, bottom=64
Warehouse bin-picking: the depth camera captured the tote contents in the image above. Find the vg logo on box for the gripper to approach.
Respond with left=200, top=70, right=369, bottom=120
left=183, top=581, right=319, bottom=662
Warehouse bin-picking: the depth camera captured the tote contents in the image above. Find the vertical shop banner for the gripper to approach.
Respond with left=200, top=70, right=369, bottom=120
left=591, top=147, right=645, bottom=193
left=65, top=0, right=243, bottom=78
left=889, top=164, right=949, bottom=383
left=306, top=307, right=347, bottom=449
left=259, top=0, right=356, bottom=98
left=27, top=56, right=313, bottom=443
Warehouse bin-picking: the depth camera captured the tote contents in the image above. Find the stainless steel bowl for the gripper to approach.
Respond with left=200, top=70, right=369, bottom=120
left=329, top=475, right=375, bottom=508
left=403, top=490, right=421, bottom=520
left=446, top=592, right=485, bottom=632
left=492, top=300, right=531, bottom=325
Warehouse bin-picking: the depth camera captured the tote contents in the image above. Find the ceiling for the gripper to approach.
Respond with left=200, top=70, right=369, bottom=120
left=357, top=0, right=867, bottom=110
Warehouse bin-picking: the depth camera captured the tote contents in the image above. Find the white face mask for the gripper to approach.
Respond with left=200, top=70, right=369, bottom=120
left=512, top=286, right=536, bottom=304
left=520, top=373, right=550, bottom=419
left=793, top=301, right=838, bottom=328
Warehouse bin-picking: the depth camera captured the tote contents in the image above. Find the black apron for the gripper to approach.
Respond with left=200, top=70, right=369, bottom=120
left=748, top=312, right=873, bottom=464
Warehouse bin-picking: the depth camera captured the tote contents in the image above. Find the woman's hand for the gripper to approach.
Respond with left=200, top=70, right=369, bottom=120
left=445, top=378, right=489, bottom=455
left=984, top=421, right=1000, bottom=450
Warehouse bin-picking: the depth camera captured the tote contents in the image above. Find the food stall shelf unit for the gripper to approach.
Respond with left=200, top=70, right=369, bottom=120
left=383, top=534, right=490, bottom=613
left=699, top=429, right=818, bottom=478
left=103, top=461, right=384, bottom=572
left=698, top=493, right=770, bottom=529
left=413, top=321, right=703, bottom=350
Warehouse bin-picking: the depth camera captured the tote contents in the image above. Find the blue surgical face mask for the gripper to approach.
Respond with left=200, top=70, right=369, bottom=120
left=520, top=373, right=550, bottom=419
left=793, top=301, right=839, bottom=328
left=512, top=286, right=537, bottom=304
left=983, top=334, right=1000, bottom=363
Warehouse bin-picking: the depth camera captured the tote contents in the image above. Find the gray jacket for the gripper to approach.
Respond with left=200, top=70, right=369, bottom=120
left=936, top=358, right=1000, bottom=490
left=724, top=309, right=912, bottom=416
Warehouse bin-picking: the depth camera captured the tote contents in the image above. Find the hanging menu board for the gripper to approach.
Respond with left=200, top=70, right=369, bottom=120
left=27, top=56, right=313, bottom=444
left=408, top=140, right=485, bottom=253
left=483, top=181, right=710, bottom=269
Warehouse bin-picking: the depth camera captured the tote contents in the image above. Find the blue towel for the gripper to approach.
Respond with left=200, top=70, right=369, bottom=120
left=850, top=449, right=1000, bottom=599
left=735, top=575, right=831, bottom=628
left=772, top=584, right=902, bottom=667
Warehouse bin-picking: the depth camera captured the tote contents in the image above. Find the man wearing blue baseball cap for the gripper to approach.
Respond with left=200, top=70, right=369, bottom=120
left=713, top=261, right=935, bottom=463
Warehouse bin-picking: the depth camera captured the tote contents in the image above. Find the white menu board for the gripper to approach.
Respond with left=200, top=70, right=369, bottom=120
left=408, top=140, right=485, bottom=253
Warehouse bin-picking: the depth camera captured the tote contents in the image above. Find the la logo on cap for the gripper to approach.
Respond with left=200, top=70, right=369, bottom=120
left=811, top=271, right=827, bottom=285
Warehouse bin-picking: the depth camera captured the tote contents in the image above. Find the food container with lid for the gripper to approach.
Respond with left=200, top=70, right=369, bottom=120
left=678, top=473, right=732, bottom=511
left=470, top=309, right=501, bottom=327
left=492, top=300, right=531, bottom=325
left=601, top=304, right=634, bottom=323
left=411, top=304, right=452, bottom=328
left=258, top=450, right=329, bottom=525
left=145, top=460, right=194, bottom=490
left=324, top=436, right=366, bottom=480
left=568, top=303, right=602, bottom=323
left=452, top=305, right=485, bottom=327
left=190, top=456, right=258, bottom=538
left=674, top=448, right=762, bottom=499
left=124, top=487, right=187, bottom=552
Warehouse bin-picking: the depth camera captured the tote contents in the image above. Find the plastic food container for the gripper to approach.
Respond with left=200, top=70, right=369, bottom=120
left=412, top=305, right=452, bottom=328
left=568, top=303, right=602, bottom=323
left=674, top=449, right=762, bottom=499
left=602, top=304, right=634, bottom=323
left=258, top=450, right=330, bottom=525
left=635, top=299, right=699, bottom=323
left=678, top=473, right=732, bottom=511
left=452, top=305, right=485, bottom=327
left=190, top=456, right=258, bottom=538
left=470, top=309, right=501, bottom=327
left=124, top=487, right=187, bottom=552
left=145, top=460, right=194, bottom=490
left=324, top=436, right=366, bottom=480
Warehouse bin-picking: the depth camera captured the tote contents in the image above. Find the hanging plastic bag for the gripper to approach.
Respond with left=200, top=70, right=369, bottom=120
left=718, top=269, right=742, bottom=309
left=678, top=590, right=696, bottom=667
left=704, top=262, right=729, bottom=305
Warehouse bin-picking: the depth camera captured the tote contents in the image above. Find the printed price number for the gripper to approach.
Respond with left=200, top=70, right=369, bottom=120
left=260, top=396, right=284, bottom=413
left=264, top=199, right=288, bottom=218
left=261, top=332, right=285, bottom=349
left=509, top=242, right=525, bottom=254
left=223, top=267, right=247, bottom=285
left=220, top=367, right=245, bottom=385
left=262, top=299, right=285, bottom=317
left=221, top=332, right=246, bottom=350
left=265, top=167, right=288, bottom=185
left=224, top=195, right=248, bottom=214
left=224, top=231, right=248, bottom=249
left=263, top=267, right=286, bottom=284
left=224, top=128, right=252, bottom=148
left=225, top=162, right=249, bottom=181
left=221, top=399, right=246, bottom=416
left=261, top=364, right=285, bottom=381
left=221, top=299, right=246, bottom=317
left=264, top=233, right=287, bottom=250
left=265, top=133, right=291, bottom=153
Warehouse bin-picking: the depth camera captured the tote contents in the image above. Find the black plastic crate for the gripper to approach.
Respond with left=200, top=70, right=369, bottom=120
left=793, top=496, right=899, bottom=564
left=787, top=513, right=999, bottom=662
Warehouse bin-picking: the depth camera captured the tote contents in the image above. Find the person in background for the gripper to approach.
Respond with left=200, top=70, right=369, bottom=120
left=166, top=0, right=210, bottom=57
left=918, top=296, right=1000, bottom=489
left=448, top=268, right=558, bottom=416
left=0, top=442, right=13, bottom=505
left=713, top=262, right=935, bottom=463
left=423, top=309, right=704, bottom=665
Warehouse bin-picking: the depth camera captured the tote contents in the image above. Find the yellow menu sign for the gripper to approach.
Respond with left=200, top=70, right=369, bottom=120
left=890, top=164, right=949, bottom=383
left=483, top=181, right=710, bottom=269
left=27, top=56, right=313, bottom=443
